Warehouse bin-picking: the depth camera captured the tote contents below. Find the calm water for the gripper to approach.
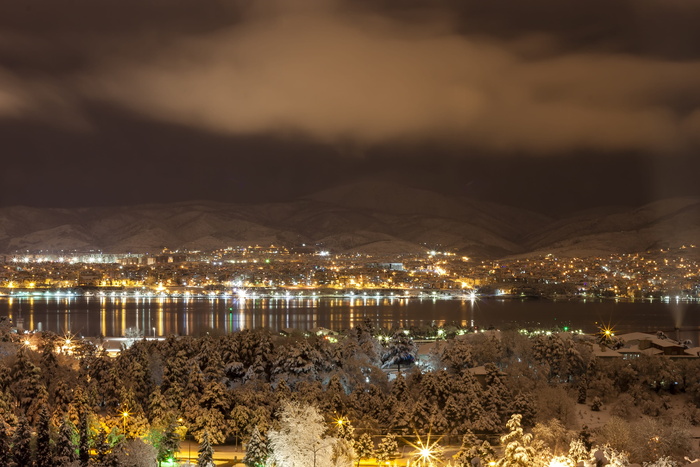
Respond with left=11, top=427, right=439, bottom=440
left=1, top=296, right=700, bottom=342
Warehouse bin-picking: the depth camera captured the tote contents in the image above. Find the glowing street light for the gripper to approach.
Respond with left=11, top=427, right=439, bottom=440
left=407, top=432, right=443, bottom=467
left=121, top=410, right=130, bottom=435
left=335, top=416, right=348, bottom=427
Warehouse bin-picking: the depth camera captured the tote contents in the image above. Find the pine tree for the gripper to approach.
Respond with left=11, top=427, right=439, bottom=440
left=92, top=428, right=112, bottom=466
left=199, top=379, right=229, bottom=413
left=36, top=405, right=54, bottom=466
left=156, top=417, right=181, bottom=465
left=511, top=392, right=536, bottom=427
left=229, top=404, right=252, bottom=447
left=444, top=336, right=476, bottom=372
left=13, top=415, right=33, bottom=467
left=0, top=421, right=12, bottom=467
left=190, top=406, right=226, bottom=445
left=197, top=430, right=215, bottom=467
left=354, top=432, right=375, bottom=467
left=10, top=348, right=47, bottom=423
left=479, top=441, right=495, bottom=464
left=376, top=433, right=398, bottom=464
left=390, top=401, right=412, bottom=435
left=244, top=425, right=268, bottom=467
left=78, top=410, right=91, bottom=466
left=55, top=418, right=78, bottom=466
left=148, top=385, right=172, bottom=426
left=40, top=343, right=59, bottom=392
left=454, top=430, right=481, bottom=467
left=0, top=391, right=18, bottom=466
left=444, top=395, right=466, bottom=433
left=496, top=414, right=540, bottom=467
left=484, top=363, right=512, bottom=425
left=335, top=418, right=355, bottom=441
left=382, top=331, right=417, bottom=373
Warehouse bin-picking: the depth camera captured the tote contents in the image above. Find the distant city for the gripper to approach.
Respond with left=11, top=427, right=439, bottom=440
left=3, top=244, right=700, bottom=301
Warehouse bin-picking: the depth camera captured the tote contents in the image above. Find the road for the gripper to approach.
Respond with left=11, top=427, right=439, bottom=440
left=175, top=440, right=458, bottom=466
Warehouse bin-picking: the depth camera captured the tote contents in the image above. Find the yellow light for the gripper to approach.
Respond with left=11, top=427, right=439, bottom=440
left=407, top=432, right=442, bottom=465
left=122, top=411, right=129, bottom=418
left=548, top=459, right=572, bottom=467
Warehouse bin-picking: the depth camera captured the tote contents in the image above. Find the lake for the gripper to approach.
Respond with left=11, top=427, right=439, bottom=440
left=2, top=295, right=700, bottom=343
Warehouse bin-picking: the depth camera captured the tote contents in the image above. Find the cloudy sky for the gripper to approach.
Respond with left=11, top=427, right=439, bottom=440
left=1, top=0, right=699, bottom=214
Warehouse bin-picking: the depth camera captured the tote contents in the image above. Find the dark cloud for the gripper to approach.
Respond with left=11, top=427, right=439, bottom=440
left=1, top=0, right=700, bottom=210
left=1, top=0, right=699, bottom=155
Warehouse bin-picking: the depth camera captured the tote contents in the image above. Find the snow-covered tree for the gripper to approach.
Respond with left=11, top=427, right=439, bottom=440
left=54, top=418, right=78, bottom=466
left=92, top=428, right=112, bottom=466
left=381, top=331, right=417, bottom=373
left=354, top=432, right=374, bottom=466
left=443, top=336, right=476, bottom=372
left=111, top=437, right=158, bottom=467
left=13, top=415, right=33, bottom=467
left=567, top=438, right=591, bottom=465
left=197, top=430, right=215, bottom=467
left=532, top=418, right=574, bottom=457
left=496, top=414, right=544, bottom=467
left=454, top=430, right=482, bottom=466
left=78, top=410, right=91, bottom=466
left=331, top=437, right=356, bottom=467
left=267, top=400, right=337, bottom=467
left=643, top=457, right=678, bottom=467
left=244, top=425, right=268, bottom=467
left=597, top=444, right=630, bottom=466
left=334, top=418, right=354, bottom=441
left=376, top=433, right=398, bottom=464
left=185, top=404, right=227, bottom=445
left=229, top=404, right=252, bottom=446
left=147, top=386, right=172, bottom=427
left=10, top=348, right=47, bottom=423
left=151, top=416, right=181, bottom=465
left=36, top=405, right=54, bottom=466
left=0, top=420, right=13, bottom=466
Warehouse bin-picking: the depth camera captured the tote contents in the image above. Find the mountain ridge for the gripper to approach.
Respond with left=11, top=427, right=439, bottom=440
left=2, top=182, right=699, bottom=259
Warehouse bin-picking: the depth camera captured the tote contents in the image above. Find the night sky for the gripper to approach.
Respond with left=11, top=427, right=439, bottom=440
left=1, top=0, right=700, bottom=215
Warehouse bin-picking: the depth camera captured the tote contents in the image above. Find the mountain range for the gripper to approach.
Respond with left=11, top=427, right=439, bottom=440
left=3, top=181, right=700, bottom=259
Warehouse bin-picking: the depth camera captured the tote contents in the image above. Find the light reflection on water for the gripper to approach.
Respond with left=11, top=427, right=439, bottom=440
left=1, top=296, right=700, bottom=342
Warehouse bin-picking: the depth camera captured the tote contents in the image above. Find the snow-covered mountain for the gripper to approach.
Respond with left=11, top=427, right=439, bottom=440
left=2, top=182, right=699, bottom=259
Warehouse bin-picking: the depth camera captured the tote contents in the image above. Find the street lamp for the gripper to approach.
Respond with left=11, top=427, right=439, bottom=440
left=178, top=418, right=190, bottom=463
left=122, top=410, right=130, bottom=436
left=407, top=433, right=442, bottom=467
left=335, top=416, right=349, bottom=427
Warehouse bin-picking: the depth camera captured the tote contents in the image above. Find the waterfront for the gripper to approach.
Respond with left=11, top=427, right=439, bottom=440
left=2, top=295, right=700, bottom=342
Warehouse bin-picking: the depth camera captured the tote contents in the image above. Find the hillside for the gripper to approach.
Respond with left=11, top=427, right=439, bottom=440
left=2, top=182, right=700, bottom=259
